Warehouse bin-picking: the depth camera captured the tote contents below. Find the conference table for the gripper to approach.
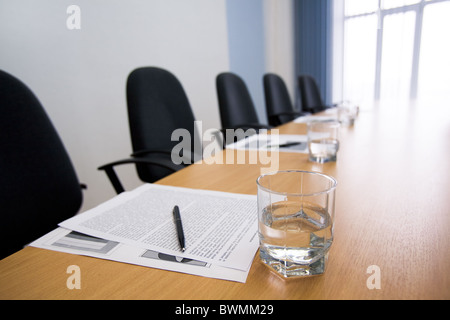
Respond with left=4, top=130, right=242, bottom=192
left=0, top=100, right=449, bottom=300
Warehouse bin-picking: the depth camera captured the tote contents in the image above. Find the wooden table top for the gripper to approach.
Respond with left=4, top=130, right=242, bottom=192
left=1, top=101, right=449, bottom=300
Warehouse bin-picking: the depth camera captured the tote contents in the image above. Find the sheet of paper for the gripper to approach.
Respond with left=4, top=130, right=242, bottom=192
left=226, top=134, right=309, bottom=154
left=294, top=109, right=337, bottom=123
left=29, top=227, right=250, bottom=283
left=294, top=115, right=337, bottom=123
left=59, top=184, right=258, bottom=271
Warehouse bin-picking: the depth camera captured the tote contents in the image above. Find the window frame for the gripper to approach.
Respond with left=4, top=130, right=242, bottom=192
left=343, top=0, right=449, bottom=100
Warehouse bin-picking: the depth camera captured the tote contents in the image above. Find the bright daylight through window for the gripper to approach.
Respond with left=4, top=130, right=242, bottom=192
left=341, top=0, right=450, bottom=108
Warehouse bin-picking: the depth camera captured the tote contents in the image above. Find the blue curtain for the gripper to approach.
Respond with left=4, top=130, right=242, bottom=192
left=295, top=0, right=333, bottom=105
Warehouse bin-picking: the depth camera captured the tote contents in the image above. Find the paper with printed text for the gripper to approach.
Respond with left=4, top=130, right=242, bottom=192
left=59, top=184, right=259, bottom=271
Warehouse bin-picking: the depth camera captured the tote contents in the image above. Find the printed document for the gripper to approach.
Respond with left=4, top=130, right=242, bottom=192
left=59, top=184, right=258, bottom=271
left=226, top=134, right=309, bottom=153
left=30, top=227, right=250, bottom=283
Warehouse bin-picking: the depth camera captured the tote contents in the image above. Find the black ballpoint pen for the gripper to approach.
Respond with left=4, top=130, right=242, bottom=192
left=266, top=142, right=305, bottom=149
left=172, top=205, right=186, bottom=252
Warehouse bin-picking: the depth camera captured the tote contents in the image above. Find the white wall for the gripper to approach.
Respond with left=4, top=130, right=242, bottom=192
left=0, top=0, right=296, bottom=213
left=0, top=0, right=230, bottom=211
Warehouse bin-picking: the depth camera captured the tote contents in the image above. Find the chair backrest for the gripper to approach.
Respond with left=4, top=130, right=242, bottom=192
left=0, top=69, right=82, bottom=259
left=298, top=75, right=325, bottom=113
left=216, top=72, right=261, bottom=130
left=263, top=73, right=296, bottom=126
left=126, top=67, right=200, bottom=182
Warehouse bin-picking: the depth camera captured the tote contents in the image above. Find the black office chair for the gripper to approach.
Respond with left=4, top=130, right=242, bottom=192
left=99, top=67, right=202, bottom=194
left=263, top=73, right=308, bottom=126
left=298, top=75, right=335, bottom=114
left=0, top=69, right=84, bottom=259
left=216, top=72, right=271, bottom=133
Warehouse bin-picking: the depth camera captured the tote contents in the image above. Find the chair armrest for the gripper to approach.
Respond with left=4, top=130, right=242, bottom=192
left=310, top=106, right=330, bottom=113
left=273, top=111, right=309, bottom=117
left=98, top=157, right=184, bottom=194
left=131, top=149, right=171, bottom=157
left=314, top=104, right=339, bottom=113
left=131, top=148, right=202, bottom=165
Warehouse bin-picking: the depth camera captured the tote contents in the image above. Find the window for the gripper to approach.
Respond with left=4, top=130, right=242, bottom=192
left=341, top=0, right=450, bottom=107
left=379, top=10, right=416, bottom=101
left=418, top=1, right=450, bottom=104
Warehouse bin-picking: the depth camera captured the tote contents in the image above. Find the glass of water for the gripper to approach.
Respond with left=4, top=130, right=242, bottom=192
left=256, top=170, right=337, bottom=278
left=307, top=120, right=340, bottom=163
left=337, top=103, right=358, bottom=126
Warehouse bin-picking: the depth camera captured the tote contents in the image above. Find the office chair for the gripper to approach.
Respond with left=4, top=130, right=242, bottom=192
left=263, top=73, right=308, bottom=126
left=0, top=69, right=84, bottom=259
left=216, top=72, right=271, bottom=132
left=98, top=67, right=202, bottom=194
left=298, top=75, right=335, bottom=114
left=216, top=72, right=271, bottom=145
